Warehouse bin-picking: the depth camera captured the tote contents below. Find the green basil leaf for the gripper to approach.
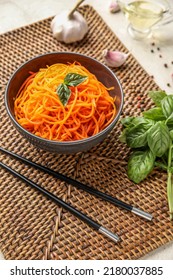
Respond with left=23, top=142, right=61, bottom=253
left=64, top=73, right=87, bottom=87
left=143, top=107, right=166, bottom=121
left=131, top=116, right=154, bottom=126
left=127, top=149, right=155, bottom=183
left=165, top=113, right=173, bottom=127
left=57, top=83, right=71, bottom=106
left=121, top=117, right=135, bottom=127
left=148, top=90, right=167, bottom=107
left=170, top=130, right=173, bottom=140
left=119, top=128, right=128, bottom=143
left=147, top=121, right=171, bottom=157
left=161, top=95, right=173, bottom=118
left=121, top=116, right=154, bottom=128
left=126, top=121, right=154, bottom=148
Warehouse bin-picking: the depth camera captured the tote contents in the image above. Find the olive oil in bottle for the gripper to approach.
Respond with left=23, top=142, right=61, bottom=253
left=122, top=1, right=165, bottom=30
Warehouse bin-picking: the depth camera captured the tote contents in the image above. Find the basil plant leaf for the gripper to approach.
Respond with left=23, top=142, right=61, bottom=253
left=130, top=116, right=154, bottom=126
left=57, top=83, right=71, bottom=106
left=165, top=112, right=173, bottom=125
left=147, top=121, right=171, bottom=157
left=148, top=90, right=167, bottom=107
left=170, top=130, right=173, bottom=141
left=119, top=128, right=128, bottom=143
left=126, top=121, right=154, bottom=148
left=64, top=73, right=87, bottom=87
left=121, top=116, right=152, bottom=128
left=127, top=149, right=155, bottom=184
left=143, top=107, right=166, bottom=121
left=121, top=116, right=135, bottom=127
left=161, top=95, right=173, bottom=118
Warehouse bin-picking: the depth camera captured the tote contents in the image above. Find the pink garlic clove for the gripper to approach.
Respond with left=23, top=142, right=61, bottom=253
left=103, top=49, right=129, bottom=67
left=109, top=0, right=121, bottom=13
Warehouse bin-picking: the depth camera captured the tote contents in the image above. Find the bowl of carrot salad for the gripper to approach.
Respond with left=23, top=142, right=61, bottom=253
left=5, top=52, right=124, bottom=153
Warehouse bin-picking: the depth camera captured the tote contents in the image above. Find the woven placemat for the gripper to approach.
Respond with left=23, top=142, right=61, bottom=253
left=0, top=5, right=173, bottom=260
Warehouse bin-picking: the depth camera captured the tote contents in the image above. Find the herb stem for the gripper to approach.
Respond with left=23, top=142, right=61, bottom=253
left=68, top=0, right=85, bottom=19
left=167, top=144, right=173, bottom=220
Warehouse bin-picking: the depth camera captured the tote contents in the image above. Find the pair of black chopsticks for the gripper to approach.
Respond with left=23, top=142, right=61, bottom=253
left=0, top=147, right=152, bottom=243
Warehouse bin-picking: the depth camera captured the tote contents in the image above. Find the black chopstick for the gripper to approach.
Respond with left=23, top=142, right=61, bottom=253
left=0, top=161, right=120, bottom=243
left=0, top=147, right=152, bottom=221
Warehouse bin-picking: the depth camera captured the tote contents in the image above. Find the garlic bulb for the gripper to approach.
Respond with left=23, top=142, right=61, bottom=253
left=109, top=0, right=121, bottom=13
left=51, top=0, right=88, bottom=44
left=103, top=49, right=129, bottom=67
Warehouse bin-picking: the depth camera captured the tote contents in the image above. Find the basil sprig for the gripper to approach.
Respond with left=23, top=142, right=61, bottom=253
left=57, top=73, right=87, bottom=106
left=120, top=90, right=173, bottom=220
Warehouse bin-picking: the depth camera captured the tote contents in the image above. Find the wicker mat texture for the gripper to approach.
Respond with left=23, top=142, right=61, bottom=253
left=0, top=5, right=173, bottom=260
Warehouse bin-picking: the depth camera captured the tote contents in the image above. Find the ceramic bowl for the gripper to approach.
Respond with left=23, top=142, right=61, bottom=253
left=5, top=52, right=124, bottom=154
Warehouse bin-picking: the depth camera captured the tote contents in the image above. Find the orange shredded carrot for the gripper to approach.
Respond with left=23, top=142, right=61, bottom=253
left=14, top=63, right=117, bottom=141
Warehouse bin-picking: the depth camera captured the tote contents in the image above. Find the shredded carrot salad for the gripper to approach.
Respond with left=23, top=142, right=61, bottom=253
left=14, top=63, right=117, bottom=141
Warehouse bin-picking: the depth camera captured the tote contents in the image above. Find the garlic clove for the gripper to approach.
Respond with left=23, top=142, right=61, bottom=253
left=109, top=0, right=121, bottom=13
left=51, top=10, right=88, bottom=44
left=103, top=49, right=129, bottom=67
